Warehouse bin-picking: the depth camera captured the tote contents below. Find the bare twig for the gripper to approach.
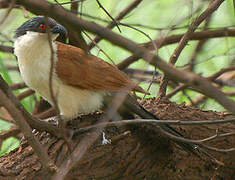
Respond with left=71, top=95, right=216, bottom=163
left=0, top=0, right=15, bottom=25
left=34, top=107, right=55, bottom=119
left=124, top=68, right=161, bottom=76
left=74, top=118, right=235, bottom=134
left=0, top=125, right=20, bottom=139
left=188, top=15, right=212, bottom=72
left=144, top=28, right=235, bottom=50
left=0, top=89, right=34, bottom=108
left=89, top=0, right=143, bottom=49
left=10, top=82, right=26, bottom=90
left=4, top=65, right=19, bottom=71
left=166, top=84, right=186, bottom=99
left=0, top=45, right=13, bottom=53
left=157, top=0, right=224, bottom=99
left=166, top=66, right=235, bottom=99
left=118, top=27, right=235, bottom=70
left=45, top=17, right=60, bottom=124
left=54, top=0, right=85, bottom=6
left=45, top=17, right=71, bottom=151
left=187, top=94, right=207, bottom=106
left=161, top=128, right=235, bottom=153
left=68, top=0, right=89, bottom=51
left=72, top=117, right=235, bottom=166
left=16, top=89, right=34, bottom=100
left=82, top=30, right=116, bottom=65
left=96, top=0, right=121, bottom=33
left=0, top=114, right=14, bottom=123
left=118, top=22, right=158, bottom=53
left=208, top=66, right=235, bottom=80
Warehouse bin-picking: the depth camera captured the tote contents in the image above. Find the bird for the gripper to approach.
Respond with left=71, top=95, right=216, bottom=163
left=14, top=16, right=198, bottom=155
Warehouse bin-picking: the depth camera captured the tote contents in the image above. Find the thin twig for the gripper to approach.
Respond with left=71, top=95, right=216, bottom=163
left=124, top=68, right=162, bottom=76
left=157, top=0, right=224, bottom=99
left=45, top=17, right=71, bottom=151
left=208, top=66, right=235, bottom=80
left=74, top=118, right=235, bottom=134
left=82, top=30, right=116, bottom=65
left=0, top=45, right=14, bottom=53
left=188, top=15, right=212, bottom=72
left=33, top=107, right=55, bottom=119
left=96, top=0, right=121, bottom=33
left=0, top=125, right=20, bottom=140
left=166, top=66, right=235, bottom=99
left=16, top=89, right=34, bottom=100
left=89, top=0, right=143, bottom=49
left=160, top=128, right=235, bottom=153
left=68, top=0, right=89, bottom=52
left=54, top=0, right=85, bottom=6
left=117, top=28, right=235, bottom=70
left=0, top=0, right=15, bottom=25
left=10, top=82, right=26, bottom=90
left=0, top=115, right=15, bottom=123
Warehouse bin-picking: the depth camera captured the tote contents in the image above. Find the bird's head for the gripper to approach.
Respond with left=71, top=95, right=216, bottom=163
left=14, top=16, right=67, bottom=40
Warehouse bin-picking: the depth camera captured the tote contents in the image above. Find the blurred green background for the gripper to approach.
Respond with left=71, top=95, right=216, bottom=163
left=0, top=0, right=234, bottom=155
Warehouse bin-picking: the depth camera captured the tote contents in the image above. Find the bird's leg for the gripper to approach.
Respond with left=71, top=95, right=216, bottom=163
left=44, top=115, right=74, bottom=151
left=102, top=132, right=111, bottom=145
left=43, top=116, right=59, bottom=126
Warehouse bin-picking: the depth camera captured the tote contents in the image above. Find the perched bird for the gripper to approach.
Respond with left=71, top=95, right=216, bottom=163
left=14, top=16, right=149, bottom=118
left=14, top=16, right=198, bottom=154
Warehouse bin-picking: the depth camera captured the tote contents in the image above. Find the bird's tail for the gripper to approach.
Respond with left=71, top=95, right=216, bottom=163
left=123, top=94, right=200, bottom=156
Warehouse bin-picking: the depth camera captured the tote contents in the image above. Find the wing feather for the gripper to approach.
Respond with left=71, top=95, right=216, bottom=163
left=55, top=42, right=148, bottom=94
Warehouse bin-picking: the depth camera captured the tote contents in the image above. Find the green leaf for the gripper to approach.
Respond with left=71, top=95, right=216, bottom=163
left=0, top=137, right=20, bottom=156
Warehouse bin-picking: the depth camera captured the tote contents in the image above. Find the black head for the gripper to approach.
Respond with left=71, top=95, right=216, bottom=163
left=14, top=16, right=67, bottom=39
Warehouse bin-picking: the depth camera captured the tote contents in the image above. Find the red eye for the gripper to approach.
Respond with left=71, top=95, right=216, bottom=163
left=40, top=24, right=46, bottom=31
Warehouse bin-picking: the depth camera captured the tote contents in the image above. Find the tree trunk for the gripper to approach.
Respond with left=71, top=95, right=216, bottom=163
left=0, top=98, right=234, bottom=180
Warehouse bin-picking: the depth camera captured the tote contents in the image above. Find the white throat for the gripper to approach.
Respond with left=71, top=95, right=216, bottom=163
left=14, top=31, right=58, bottom=97
left=14, top=31, right=58, bottom=62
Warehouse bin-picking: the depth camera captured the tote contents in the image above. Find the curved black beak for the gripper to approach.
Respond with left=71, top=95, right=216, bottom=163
left=51, top=24, right=68, bottom=37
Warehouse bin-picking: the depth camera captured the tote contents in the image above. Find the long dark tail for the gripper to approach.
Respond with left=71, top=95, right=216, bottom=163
left=123, top=94, right=200, bottom=156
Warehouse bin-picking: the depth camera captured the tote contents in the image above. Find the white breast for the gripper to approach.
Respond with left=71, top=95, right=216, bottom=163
left=14, top=32, right=104, bottom=118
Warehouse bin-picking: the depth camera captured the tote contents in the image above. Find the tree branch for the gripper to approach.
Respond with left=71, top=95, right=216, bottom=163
left=157, top=0, right=224, bottom=98
left=8, top=0, right=235, bottom=114
left=0, top=75, right=56, bottom=175
left=89, top=0, right=143, bottom=49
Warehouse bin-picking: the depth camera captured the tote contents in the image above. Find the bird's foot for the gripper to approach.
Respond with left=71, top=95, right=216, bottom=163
left=44, top=116, right=59, bottom=126
left=102, top=132, right=111, bottom=145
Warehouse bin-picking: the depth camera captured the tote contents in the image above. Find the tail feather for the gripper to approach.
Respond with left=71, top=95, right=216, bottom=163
left=123, top=94, right=200, bottom=156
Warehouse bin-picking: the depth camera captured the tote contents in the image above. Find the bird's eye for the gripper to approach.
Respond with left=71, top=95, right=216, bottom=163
left=39, top=24, right=46, bottom=31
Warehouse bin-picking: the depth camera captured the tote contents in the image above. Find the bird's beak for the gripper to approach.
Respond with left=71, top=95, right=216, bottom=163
left=51, top=24, right=68, bottom=37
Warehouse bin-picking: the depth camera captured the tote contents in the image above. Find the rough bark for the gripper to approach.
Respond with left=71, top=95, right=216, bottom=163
left=0, top=98, right=234, bottom=180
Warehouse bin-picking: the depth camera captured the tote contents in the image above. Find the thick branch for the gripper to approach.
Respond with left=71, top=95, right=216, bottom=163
left=118, top=28, right=235, bottom=69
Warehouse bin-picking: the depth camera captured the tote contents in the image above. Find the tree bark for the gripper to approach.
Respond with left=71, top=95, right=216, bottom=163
left=0, top=98, right=234, bottom=180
